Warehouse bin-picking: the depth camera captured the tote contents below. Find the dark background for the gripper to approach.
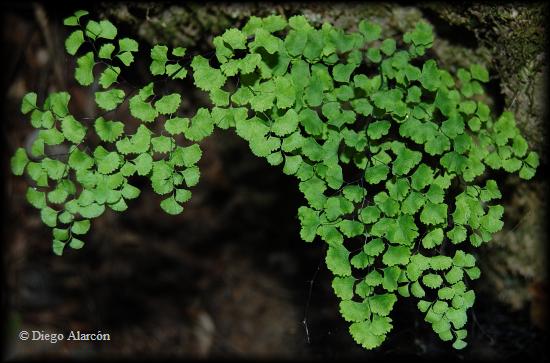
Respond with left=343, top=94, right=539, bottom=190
left=2, top=2, right=548, bottom=360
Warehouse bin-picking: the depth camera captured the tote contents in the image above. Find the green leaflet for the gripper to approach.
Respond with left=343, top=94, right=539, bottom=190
left=338, top=220, right=364, bottom=238
left=350, top=320, right=386, bottom=349
left=119, top=37, right=139, bottom=52
left=369, top=293, right=397, bottom=316
left=299, top=176, right=327, bottom=210
left=63, top=10, right=88, bottom=27
left=26, top=187, right=46, bottom=209
left=182, top=166, right=200, bottom=187
left=116, top=38, right=140, bottom=66
left=422, top=228, right=444, bottom=248
left=340, top=300, right=371, bottom=322
left=272, top=109, right=298, bottom=137
left=185, top=108, right=214, bottom=141
left=75, top=52, right=95, bottom=85
left=386, top=215, right=419, bottom=245
left=365, top=164, right=390, bottom=184
left=160, top=196, right=183, bottom=215
left=332, top=276, right=355, bottom=300
left=151, top=136, right=174, bottom=154
left=165, top=117, right=188, bottom=135
left=298, top=206, right=320, bottom=242
left=65, top=30, right=84, bottom=55
left=172, top=144, right=202, bottom=167
left=85, top=19, right=117, bottom=40
left=21, top=92, right=38, bottom=114
left=150, top=45, right=168, bottom=75
left=99, top=66, right=120, bottom=88
left=191, top=55, right=226, bottom=92
left=359, top=206, right=381, bottom=224
left=154, top=94, right=181, bottom=115
left=422, top=273, right=443, bottom=289
left=95, top=89, right=125, bottom=111
left=392, top=147, right=422, bottom=176
left=10, top=11, right=540, bottom=354
left=420, top=202, right=448, bottom=226
left=117, top=51, right=134, bottom=67
left=129, top=98, right=158, bottom=123
left=411, top=163, right=434, bottom=190
left=95, top=117, right=124, bottom=142
left=98, top=44, right=115, bottom=59
left=382, top=245, right=411, bottom=266
left=342, top=185, right=366, bottom=203
left=11, top=148, right=29, bottom=176
left=69, top=149, right=94, bottom=171
left=94, top=146, right=121, bottom=175
left=71, top=220, right=91, bottom=234
left=61, top=116, right=87, bottom=144
left=41, top=158, right=67, bottom=180
left=367, top=121, right=391, bottom=140
left=351, top=251, right=372, bottom=268
left=40, top=123, right=64, bottom=142
left=132, top=153, right=152, bottom=176
left=326, top=243, right=351, bottom=276
left=69, top=237, right=85, bottom=249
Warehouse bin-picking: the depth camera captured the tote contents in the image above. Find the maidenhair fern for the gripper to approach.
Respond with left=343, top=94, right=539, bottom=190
left=10, top=10, right=539, bottom=351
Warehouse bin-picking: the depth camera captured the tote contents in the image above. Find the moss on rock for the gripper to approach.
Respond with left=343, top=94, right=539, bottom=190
left=421, top=3, right=546, bottom=155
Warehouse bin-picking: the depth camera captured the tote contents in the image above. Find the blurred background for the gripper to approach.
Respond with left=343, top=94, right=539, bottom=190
left=2, top=2, right=548, bottom=360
